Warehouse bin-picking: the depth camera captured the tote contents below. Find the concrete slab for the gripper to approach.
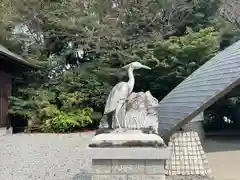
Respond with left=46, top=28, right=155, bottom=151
left=90, top=129, right=164, bottom=147
left=203, top=137, right=240, bottom=180
left=89, top=147, right=170, bottom=159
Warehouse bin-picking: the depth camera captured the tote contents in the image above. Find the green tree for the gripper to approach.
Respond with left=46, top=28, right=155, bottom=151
left=134, top=27, right=220, bottom=99
left=0, top=0, right=238, bottom=131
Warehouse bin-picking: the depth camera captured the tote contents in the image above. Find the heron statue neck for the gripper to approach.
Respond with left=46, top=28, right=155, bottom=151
left=127, top=66, right=135, bottom=92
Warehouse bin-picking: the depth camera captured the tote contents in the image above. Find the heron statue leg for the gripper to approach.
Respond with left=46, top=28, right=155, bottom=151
left=114, top=102, right=124, bottom=129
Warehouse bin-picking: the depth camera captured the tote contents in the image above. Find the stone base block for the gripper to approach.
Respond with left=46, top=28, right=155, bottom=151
left=92, top=175, right=126, bottom=180
left=90, top=147, right=169, bottom=180
left=92, top=158, right=166, bottom=174
left=128, top=175, right=165, bottom=180
left=0, top=127, right=12, bottom=136
left=92, top=174, right=165, bottom=180
left=90, top=130, right=170, bottom=180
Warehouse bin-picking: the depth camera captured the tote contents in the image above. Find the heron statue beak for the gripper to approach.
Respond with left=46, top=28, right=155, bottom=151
left=122, top=62, right=151, bottom=70
left=140, top=65, right=151, bottom=70
left=122, top=64, right=130, bottom=69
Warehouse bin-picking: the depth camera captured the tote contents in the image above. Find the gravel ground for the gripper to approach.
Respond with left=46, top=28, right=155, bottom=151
left=0, top=133, right=93, bottom=180
left=0, top=133, right=211, bottom=180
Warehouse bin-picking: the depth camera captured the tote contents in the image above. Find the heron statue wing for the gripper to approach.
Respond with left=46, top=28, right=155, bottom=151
left=104, top=82, right=130, bottom=114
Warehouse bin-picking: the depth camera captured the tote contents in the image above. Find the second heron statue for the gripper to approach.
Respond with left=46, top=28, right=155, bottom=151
left=103, top=61, right=151, bottom=129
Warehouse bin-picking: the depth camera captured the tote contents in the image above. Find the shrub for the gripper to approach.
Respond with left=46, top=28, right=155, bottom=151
left=43, top=108, right=93, bottom=133
left=9, top=85, right=96, bottom=132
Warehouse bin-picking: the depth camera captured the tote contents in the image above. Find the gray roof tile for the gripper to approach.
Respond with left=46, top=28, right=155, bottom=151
left=158, top=40, right=240, bottom=141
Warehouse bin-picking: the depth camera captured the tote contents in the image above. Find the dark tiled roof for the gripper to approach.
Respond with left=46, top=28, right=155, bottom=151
left=158, top=40, right=240, bottom=141
left=0, top=44, right=36, bottom=68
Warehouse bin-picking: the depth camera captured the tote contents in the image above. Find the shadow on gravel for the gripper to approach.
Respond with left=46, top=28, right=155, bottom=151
left=72, top=169, right=91, bottom=180
left=203, top=137, right=240, bottom=153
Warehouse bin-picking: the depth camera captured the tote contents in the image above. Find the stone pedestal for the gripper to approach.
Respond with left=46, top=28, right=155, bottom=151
left=0, top=127, right=12, bottom=136
left=89, top=130, right=170, bottom=180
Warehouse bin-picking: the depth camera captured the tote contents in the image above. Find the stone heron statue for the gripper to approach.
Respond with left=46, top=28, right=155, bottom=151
left=103, top=61, right=151, bottom=129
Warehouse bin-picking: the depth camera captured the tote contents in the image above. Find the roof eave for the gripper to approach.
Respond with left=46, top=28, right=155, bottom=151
left=0, top=51, right=39, bottom=69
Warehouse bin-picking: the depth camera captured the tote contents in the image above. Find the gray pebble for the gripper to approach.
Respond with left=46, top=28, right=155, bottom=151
left=0, top=133, right=93, bottom=180
left=0, top=133, right=213, bottom=180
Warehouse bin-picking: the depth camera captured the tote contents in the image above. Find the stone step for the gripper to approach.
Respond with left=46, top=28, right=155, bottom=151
left=0, top=127, right=12, bottom=136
